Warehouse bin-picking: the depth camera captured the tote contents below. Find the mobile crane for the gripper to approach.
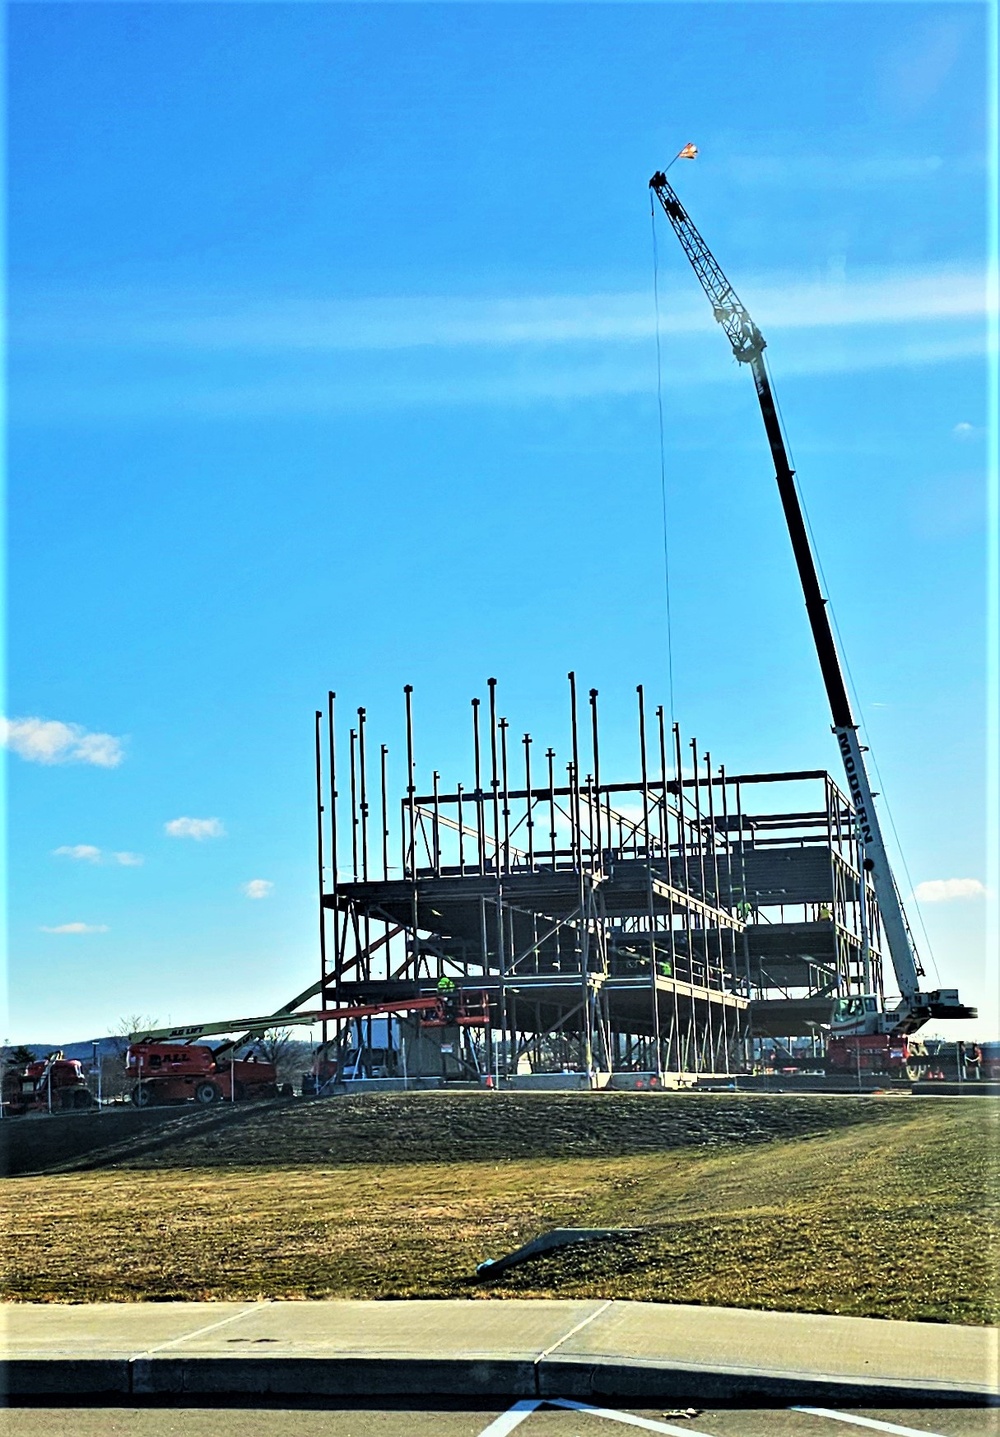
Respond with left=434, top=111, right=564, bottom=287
left=649, top=165, right=976, bottom=1074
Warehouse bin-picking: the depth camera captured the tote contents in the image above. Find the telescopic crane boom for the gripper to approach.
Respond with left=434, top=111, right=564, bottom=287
left=649, top=168, right=975, bottom=1036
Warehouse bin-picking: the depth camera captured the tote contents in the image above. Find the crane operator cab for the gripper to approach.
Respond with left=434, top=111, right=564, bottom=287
left=831, top=994, right=881, bottom=1036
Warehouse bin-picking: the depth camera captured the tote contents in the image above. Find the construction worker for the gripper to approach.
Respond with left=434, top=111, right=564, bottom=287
left=436, top=975, right=457, bottom=1022
left=818, top=904, right=833, bottom=922
left=965, top=1041, right=982, bottom=1081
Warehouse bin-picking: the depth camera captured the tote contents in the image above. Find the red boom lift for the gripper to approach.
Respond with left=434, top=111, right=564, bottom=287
left=127, top=990, right=490, bottom=1105
left=1, top=1052, right=95, bottom=1114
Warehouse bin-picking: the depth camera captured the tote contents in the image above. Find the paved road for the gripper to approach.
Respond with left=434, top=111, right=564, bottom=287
left=3, top=1404, right=997, bottom=1437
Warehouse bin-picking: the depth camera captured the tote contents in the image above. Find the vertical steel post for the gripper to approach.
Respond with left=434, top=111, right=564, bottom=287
left=488, top=679, right=500, bottom=874
left=472, top=697, right=485, bottom=875
left=705, top=752, right=720, bottom=908
left=546, top=748, right=557, bottom=869
left=638, top=684, right=661, bottom=1074
left=314, top=709, right=327, bottom=1005
left=690, top=738, right=708, bottom=902
left=326, top=691, right=339, bottom=1037
left=327, top=693, right=339, bottom=895
left=499, top=717, right=510, bottom=874
left=568, top=673, right=582, bottom=875
left=404, top=685, right=416, bottom=879
left=719, top=762, right=733, bottom=988
left=637, top=686, right=650, bottom=856
left=380, top=744, right=390, bottom=880
left=349, top=728, right=359, bottom=882
left=358, top=708, right=369, bottom=882
left=673, top=724, right=690, bottom=896
left=523, top=734, right=534, bottom=870
left=457, top=784, right=466, bottom=875
left=589, top=689, right=603, bottom=861
left=657, top=706, right=668, bottom=860
left=432, top=770, right=441, bottom=876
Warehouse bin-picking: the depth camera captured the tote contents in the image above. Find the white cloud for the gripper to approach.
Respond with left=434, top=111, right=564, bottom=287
left=53, top=844, right=102, bottom=863
left=53, top=844, right=144, bottom=866
left=165, top=816, right=225, bottom=841
left=1, top=716, right=125, bottom=767
left=912, top=877, right=987, bottom=903
left=19, top=263, right=991, bottom=355
left=242, top=878, right=273, bottom=900
left=39, top=922, right=109, bottom=934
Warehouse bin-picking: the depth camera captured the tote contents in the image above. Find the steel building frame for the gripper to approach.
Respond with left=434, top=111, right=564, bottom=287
left=311, top=677, right=880, bottom=1077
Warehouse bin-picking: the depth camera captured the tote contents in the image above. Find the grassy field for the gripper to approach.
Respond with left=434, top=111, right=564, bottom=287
left=2, top=1091, right=997, bottom=1322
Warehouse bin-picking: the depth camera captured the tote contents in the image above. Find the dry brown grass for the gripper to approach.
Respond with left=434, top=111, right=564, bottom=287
left=2, top=1094, right=996, bottom=1323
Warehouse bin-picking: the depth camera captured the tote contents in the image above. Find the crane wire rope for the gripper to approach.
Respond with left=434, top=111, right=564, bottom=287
left=650, top=192, right=678, bottom=730
left=763, top=352, right=941, bottom=983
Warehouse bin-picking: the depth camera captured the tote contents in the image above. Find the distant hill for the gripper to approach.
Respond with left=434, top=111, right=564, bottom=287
left=5, top=1038, right=122, bottom=1065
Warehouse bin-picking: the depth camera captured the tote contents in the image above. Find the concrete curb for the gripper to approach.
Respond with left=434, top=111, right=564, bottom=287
left=3, top=1352, right=994, bottom=1404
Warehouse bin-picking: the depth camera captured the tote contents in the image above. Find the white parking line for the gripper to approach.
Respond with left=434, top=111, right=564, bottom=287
left=548, top=1398, right=713, bottom=1434
left=476, top=1400, right=542, bottom=1435
left=791, top=1406, right=952, bottom=1437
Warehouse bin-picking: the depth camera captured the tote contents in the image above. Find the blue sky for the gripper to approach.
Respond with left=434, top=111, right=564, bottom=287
left=4, top=1, right=995, bottom=1042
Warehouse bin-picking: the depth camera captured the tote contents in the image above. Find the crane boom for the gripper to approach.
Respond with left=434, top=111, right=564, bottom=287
left=649, top=169, right=975, bottom=1033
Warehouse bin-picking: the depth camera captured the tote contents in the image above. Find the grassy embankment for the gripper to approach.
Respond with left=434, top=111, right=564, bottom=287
left=2, top=1092, right=996, bottom=1323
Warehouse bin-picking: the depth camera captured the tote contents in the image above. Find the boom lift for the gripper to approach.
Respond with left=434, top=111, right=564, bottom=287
left=128, top=989, right=490, bottom=1103
left=649, top=167, right=975, bottom=1071
left=1, top=1051, right=95, bottom=1115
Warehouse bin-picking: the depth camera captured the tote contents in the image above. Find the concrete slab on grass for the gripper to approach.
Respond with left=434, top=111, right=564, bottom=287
left=2, top=1299, right=997, bottom=1404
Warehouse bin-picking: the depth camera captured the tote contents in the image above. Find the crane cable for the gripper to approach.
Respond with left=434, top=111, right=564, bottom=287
left=650, top=192, right=677, bottom=730
left=764, top=351, right=941, bottom=983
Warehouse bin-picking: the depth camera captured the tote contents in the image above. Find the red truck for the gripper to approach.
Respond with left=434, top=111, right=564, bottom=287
left=127, top=1042, right=290, bottom=1106
left=826, top=1030, right=928, bottom=1081
left=1, top=1052, right=95, bottom=1114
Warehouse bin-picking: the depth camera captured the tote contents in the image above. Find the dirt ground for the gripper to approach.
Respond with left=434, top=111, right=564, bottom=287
left=1, top=1088, right=915, bottom=1177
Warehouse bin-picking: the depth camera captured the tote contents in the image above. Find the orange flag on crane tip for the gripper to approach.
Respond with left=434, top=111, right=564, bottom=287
left=678, top=143, right=698, bottom=160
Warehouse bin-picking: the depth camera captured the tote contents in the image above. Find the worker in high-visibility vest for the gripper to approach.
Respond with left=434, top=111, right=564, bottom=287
left=436, top=975, right=457, bottom=1022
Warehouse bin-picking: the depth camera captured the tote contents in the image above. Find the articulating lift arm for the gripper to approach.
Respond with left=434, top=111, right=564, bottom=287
left=648, top=170, right=975, bottom=1034
left=130, top=991, right=490, bottom=1046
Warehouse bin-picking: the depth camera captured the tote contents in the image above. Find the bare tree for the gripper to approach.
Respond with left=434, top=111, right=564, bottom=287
left=253, top=1028, right=305, bottom=1086
left=103, top=1015, right=159, bottom=1102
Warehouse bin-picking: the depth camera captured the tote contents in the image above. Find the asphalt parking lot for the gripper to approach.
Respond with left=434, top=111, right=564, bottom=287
left=2, top=1403, right=997, bottom=1437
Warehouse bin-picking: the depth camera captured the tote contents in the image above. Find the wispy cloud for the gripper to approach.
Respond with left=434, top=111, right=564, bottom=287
left=11, top=263, right=991, bottom=423
left=165, top=816, right=225, bottom=841
left=53, top=844, right=143, bottom=866
left=17, top=264, right=988, bottom=355
left=39, top=922, right=109, bottom=934
left=242, top=878, right=273, bottom=900
left=912, top=877, right=987, bottom=903
left=1, top=716, right=125, bottom=767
